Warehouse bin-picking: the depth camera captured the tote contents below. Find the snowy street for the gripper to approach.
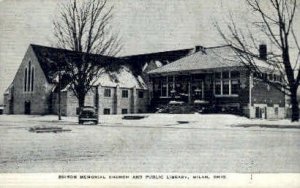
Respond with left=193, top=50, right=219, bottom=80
left=0, top=114, right=299, bottom=173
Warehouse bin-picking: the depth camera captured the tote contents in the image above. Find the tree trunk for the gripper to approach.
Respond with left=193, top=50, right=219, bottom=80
left=290, top=88, right=299, bottom=122
left=78, top=94, right=85, bottom=109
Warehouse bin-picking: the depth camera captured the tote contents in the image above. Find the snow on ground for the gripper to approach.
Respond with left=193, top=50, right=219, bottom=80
left=0, top=114, right=300, bottom=173
left=0, top=113, right=299, bottom=128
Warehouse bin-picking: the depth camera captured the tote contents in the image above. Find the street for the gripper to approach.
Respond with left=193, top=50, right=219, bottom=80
left=0, top=115, right=299, bottom=173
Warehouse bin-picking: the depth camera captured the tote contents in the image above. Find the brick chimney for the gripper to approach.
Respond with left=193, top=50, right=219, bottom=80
left=195, top=45, right=204, bottom=52
left=259, top=44, right=267, bottom=60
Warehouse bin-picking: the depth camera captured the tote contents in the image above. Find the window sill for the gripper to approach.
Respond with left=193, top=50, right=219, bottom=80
left=214, top=94, right=239, bottom=97
left=159, top=96, right=181, bottom=99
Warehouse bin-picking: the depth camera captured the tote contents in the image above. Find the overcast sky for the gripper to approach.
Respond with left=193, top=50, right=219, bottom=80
left=0, top=0, right=298, bottom=104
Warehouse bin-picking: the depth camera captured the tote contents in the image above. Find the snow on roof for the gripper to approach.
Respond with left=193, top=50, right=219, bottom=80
left=155, top=60, right=163, bottom=67
left=93, top=66, right=147, bottom=89
left=148, top=45, right=273, bottom=75
left=142, top=62, right=148, bottom=72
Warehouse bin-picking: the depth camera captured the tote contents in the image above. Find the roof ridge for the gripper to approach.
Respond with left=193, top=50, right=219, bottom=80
left=120, top=48, right=193, bottom=58
left=30, top=43, right=116, bottom=58
left=205, top=44, right=232, bottom=49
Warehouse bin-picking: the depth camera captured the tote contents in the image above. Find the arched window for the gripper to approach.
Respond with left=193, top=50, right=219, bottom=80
left=24, top=67, right=27, bottom=92
left=31, top=67, right=34, bottom=91
left=27, top=61, right=31, bottom=91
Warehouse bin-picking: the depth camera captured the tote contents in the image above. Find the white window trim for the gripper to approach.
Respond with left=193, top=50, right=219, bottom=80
left=214, top=71, right=240, bottom=97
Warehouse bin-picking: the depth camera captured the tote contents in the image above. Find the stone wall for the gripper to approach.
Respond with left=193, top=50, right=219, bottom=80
left=7, top=46, right=53, bottom=115
left=52, top=85, right=149, bottom=116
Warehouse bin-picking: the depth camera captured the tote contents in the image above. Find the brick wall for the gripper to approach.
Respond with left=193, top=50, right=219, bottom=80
left=251, top=79, right=285, bottom=107
left=247, top=76, right=285, bottom=119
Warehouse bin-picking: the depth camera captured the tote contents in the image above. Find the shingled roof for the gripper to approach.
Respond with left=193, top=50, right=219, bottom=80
left=120, top=48, right=192, bottom=75
left=148, top=45, right=273, bottom=75
left=30, top=44, right=119, bottom=83
left=30, top=44, right=192, bottom=84
left=148, top=45, right=241, bottom=75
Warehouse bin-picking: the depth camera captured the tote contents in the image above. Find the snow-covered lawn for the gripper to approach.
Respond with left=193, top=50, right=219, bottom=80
left=0, top=114, right=299, bottom=173
left=1, top=113, right=299, bottom=128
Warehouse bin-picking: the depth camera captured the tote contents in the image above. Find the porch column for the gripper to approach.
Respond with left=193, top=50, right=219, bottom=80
left=114, top=85, right=120, bottom=114
left=172, top=75, right=176, bottom=99
left=166, top=76, right=169, bottom=97
left=173, top=76, right=175, bottom=89
left=209, top=73, right=214, bottom=103
left=201, top=80, right=204, bottom=99
left=131, top=86, right=137, bottom=113
left=188, top=75, right=192, bottom=104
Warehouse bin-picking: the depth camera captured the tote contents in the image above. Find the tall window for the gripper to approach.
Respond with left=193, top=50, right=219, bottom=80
left=31, top=67, right=34, bottom=92
left=24, top=68, right=27, bottom=92
left=24, top=61, right=34, bottom=92
left=231, top=80, right=239, bottom=95
left=231, top=71, right=240, bottom=95
left=138, top=91, right=144, bottom=98
left=223, top=80, right=230, bottom=95
left=104, top=88, right=111, bottom=97
left=215, top=80, right=221, bottom=95
left=122, top=90, right=129, bottom=98
left=214, top=71, right=240, bottom=96
left=28, top=62, right=31, bottom=91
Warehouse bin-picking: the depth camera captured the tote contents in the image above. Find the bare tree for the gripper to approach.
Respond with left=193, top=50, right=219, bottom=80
left=53, top=0, right=122, bottom=108
left=216, top=0, right=300, bottom=122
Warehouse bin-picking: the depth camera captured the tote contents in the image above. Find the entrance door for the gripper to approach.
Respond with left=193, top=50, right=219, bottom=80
left=264, top=107, right=267, bottom=119
left=193, top=80, right=204, bottom=100
left=25, top=101, right=31, bottom=114
left=9, top=99, right=14, bottom=114
left=255, top=107, right=260, bottom=118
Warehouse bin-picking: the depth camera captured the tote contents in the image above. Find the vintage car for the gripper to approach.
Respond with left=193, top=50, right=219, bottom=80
left=78, top=106, right=98, bottom=125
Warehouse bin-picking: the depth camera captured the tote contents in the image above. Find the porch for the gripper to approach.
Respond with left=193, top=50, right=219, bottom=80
left=151, top=73, right=214, bottom=105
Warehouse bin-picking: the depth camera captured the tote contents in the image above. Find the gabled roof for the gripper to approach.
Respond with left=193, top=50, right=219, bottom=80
left=148, top=45, right=242, bottom=74
left=120, top=48, right=192, bottom=75
left=93, top=66, right=148, bottom=89
left=30, top=44, right=192, bottom=83
left=30, top=44, right=119, bottom=83
left=148, top=45, right=272, bottom=75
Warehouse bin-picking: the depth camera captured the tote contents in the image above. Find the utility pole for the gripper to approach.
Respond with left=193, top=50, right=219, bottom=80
left=95, top=85, right=99, bottom=123
left=58, top=64, right=62, bottom=120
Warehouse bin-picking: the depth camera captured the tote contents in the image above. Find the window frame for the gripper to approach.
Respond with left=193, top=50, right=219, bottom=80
left=24, top=67, right=28, bottom=92
left=138, top=91, right=144, bottom=98
left=121, top=108, right=128, bottom=114
left=214, top=71, right=240, bottom=97
left=103, top=108, right=111, bottom=115
left=122, top=89, right=129, bottom=98
left=104, top=88, right=111, bottom=97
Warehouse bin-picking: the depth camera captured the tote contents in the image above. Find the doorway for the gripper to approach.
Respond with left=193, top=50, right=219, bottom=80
left=24, top=101, right=31, bottom=114
left=255, top=106, right=267, bottom=119
left=255, top=107, right=261, bottom=118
